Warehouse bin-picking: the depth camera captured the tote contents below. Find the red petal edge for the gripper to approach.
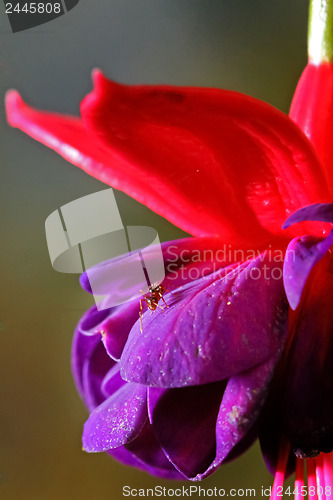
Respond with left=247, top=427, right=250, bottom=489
left=6, top=73, right=330, bottom=243
left=290, top=63, right=333, bottom=197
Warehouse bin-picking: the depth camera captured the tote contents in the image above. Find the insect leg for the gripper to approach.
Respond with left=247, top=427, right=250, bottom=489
left=139, top=299, right=145, bottom=333
left=161, top=296, right=169, bottom=308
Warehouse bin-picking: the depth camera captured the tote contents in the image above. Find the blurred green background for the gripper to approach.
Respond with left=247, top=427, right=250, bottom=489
left=1, top=1, right=307, bottom=498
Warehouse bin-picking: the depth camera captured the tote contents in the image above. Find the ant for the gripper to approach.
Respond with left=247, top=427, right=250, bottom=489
left=139, top=283, right=170, bottom=333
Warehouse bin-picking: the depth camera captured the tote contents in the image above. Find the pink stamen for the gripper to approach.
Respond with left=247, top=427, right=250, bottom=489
left=308, top=458, right=319, bottom=500
left=270, top=440, right=290, bottom=500
left=295, top=458, right=304, bottom=500
left=316, top=454, right=326, bottom=500
left=323, top=453, right=333, bottom=498
left=269, top=448, right=333, bottom=500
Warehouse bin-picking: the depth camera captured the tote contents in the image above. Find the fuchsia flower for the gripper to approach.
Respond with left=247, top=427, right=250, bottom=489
left=5, top=0, right=333, bottom=493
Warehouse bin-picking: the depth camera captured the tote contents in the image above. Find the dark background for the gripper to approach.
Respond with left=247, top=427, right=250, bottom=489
left=1, top=1, right=306, bottom=498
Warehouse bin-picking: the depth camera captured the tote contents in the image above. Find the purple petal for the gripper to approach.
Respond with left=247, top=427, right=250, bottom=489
left=121, top=253, right=288, bottom=387
left=211, top=354, right=282, bottom=475
left=283, top=203, right=333, bottom=229
left=100, top=301, right=142, bottom=361
left=101, top=364, right=126, bottom=398
left=75, top=301, right=139, bottom=362
left=261, top=252, right=333, bottom=473
left=81, top=340, right=115, bottom=411
left=107, top=446, right=147, bottom=470
left=263, top=252, right=333, bottom=467
left=124, top=422, right=185, bottom=479
left=283, top=231, right=333, bottom=310
left=147, top=354, right=282, bottom=480
left=72, top=311, right=116, bottom=405
left=78, top=237, right=232, bottom=361
left=72, top=323, right=103, bottom=399
left=72, top=305, right=116, bottom=408
left=222, top=424, right=258, bottom=464
left=79, top=305, right=112, bottom=335
left=80, top=271, right=94, bottom=294
left=82, top=382, right=148, bottom=452
left=148, top=382, right=227, bottom=479
left=108, top=442, right=183, bottom=480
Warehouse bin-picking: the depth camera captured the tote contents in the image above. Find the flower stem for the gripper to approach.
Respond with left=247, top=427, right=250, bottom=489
left=308, top=0, right=333, bottom=64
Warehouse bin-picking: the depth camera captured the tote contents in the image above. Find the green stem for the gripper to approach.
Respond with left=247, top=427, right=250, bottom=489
left=308, top=0, right=333, bottom=63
